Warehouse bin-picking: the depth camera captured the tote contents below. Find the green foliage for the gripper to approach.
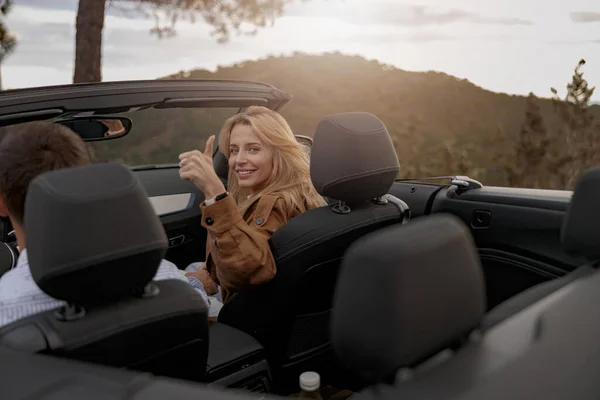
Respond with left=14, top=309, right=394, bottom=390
left=544, top=59, right=600, bottom=189
left=493, top=93, right=550, bottom=188
left=90, top=53, right=600, bottom=190
left=88, top=107, right=238, bottom=165
left=73, top=0, right=303, bottom=83
left=108, top=0, right=297, bottom=42
left=552, top=59, right=596, bottom=107
left=421, top=57, right=599, bottom=189
left=0, top=0, right=16, bottom=63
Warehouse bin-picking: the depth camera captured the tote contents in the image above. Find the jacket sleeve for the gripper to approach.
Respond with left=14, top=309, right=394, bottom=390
left=200, top=194, right=286, bottom=292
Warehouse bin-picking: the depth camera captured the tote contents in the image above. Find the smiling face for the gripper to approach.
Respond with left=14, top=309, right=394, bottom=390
left=228, top=123, right=274, bottom=194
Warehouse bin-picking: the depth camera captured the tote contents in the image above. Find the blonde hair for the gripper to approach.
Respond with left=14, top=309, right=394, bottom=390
left=218, top=106, right=326, bottom=216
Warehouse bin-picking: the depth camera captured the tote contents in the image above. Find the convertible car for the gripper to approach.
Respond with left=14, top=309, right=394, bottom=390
left=1, top=80, right=599, bottom=400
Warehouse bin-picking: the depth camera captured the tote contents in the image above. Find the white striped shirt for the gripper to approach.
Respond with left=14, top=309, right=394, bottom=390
left=0, top=249, right=209, bottom=328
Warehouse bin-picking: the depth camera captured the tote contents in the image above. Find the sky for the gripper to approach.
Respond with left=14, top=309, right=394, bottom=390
left=3, top=0, right=600, bottom=100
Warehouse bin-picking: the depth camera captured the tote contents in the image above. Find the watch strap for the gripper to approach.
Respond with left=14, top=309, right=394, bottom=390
left=205, top=191, right=229, bottom=206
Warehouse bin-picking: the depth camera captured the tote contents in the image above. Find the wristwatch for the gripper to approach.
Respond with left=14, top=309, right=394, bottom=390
left=204, top=191, right=229, bottom=206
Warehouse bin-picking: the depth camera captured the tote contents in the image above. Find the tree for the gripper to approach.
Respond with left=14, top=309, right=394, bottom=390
left=73, top=0, right=300, bottom=83
left=492, top=60, right=599, bottom=190
left=0, top=0, right=17, bottom=90
left=502, top=93, right=550, bottom=188
left=547, top=59, right=599, bottom=189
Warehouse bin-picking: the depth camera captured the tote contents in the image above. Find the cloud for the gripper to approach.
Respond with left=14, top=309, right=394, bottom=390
left=404, top=32, right=524, bottom=43
left=5, top=21, right=74, bottom=69
left=570, top=12, right=600, bottom=23
left=326, top=24, right=526, bottom=46
left=284, top=1, right=533, bottom=27
left=2, top=0, right=538, bottom=91
left=405, top=31, right=455, bottom=43
left=10, top=0, right=77, bottom=11
left=10, top=0, right=191, bottom=22
left=6, top=16, right=251, bottom=71
left=12, top=1, right=534, bottom=29
left=549, top=38, right=600, bottom=45
left=5, top=2, right=529, bottom=75
left=371, top=5, right=533, bottom=27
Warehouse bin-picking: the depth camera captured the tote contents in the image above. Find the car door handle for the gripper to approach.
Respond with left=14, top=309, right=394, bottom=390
left=472, top=210, right=491, bottom=228
left=168, top=234, right=186, bottom=248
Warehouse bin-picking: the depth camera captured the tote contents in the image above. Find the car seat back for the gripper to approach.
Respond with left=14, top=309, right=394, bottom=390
left=219, top=112, right=409, bottom=389
left=0, top=163, right=209, bottom=382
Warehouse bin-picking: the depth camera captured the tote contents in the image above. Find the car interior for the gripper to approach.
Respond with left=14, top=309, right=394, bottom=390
left=1, top=80, right=600, bottom=400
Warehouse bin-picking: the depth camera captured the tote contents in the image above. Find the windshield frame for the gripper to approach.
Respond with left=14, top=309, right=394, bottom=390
left=0, top=79, right=292, bottom=128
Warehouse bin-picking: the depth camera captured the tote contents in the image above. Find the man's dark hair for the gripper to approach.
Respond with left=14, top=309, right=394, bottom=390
left=0, top=121, right=91, bottom=224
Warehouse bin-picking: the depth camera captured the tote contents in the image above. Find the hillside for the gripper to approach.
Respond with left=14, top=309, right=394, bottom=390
left=165, top=52, right=596, bottom=134
left=91, top=52, right=600, bottom=186
left=165, top=52, right=538, bottom=140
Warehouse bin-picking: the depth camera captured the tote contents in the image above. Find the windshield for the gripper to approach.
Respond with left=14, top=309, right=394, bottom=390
left=87, top=107, right=240, bottom=166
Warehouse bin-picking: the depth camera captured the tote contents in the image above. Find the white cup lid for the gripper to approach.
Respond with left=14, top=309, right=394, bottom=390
left=300, top=371, right=320, bottom=391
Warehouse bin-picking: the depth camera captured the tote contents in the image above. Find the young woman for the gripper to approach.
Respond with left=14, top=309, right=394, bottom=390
left=179, top=106, right=325, bottom=314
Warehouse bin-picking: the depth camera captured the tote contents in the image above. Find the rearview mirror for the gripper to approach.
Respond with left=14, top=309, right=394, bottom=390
left=56, top=117, right=132, bottom=142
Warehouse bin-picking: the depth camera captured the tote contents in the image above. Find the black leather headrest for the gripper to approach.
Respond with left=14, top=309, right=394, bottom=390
left=561, top=167, right=600, bottom=261
left=310, top=112, right=399, bottom=204
left=331, top=214, right=486, bottom=383
left=25, top=163, right=168, bottom=306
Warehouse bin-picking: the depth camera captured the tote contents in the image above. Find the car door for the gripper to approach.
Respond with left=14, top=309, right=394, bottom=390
left=387, top=179, right=580, bottom=310
left=0, top=80, right=292, bottom=270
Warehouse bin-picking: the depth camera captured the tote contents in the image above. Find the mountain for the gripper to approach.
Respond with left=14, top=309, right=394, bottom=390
left=164, top=51, right=596, bottom=135
left=164, top=52, right=537, bottom=141
left=91, top=52, right=599, bottom=186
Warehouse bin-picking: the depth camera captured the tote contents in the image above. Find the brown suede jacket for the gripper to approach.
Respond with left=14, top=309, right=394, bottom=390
left=199, top=193, right=299, bottom=303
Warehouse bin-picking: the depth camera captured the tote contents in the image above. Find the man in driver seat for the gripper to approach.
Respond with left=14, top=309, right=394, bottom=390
left=0, top=121, right=210, bottom=328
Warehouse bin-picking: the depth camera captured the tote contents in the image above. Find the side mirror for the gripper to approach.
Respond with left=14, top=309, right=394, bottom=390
left=295, top=134, right=313, bottom=156
left=56, top=117, right=132, bottom=142
left=295, top=134, right=313, bottom=147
